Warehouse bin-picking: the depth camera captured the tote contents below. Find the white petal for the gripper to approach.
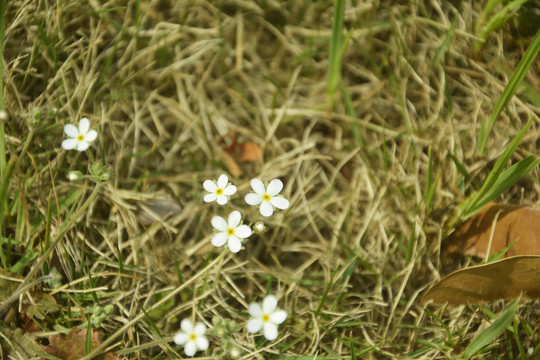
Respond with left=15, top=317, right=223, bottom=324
left=267, top=179, right=283, bottom=196
left=263, top=323, right=278, bottom=341
left=271, top=309, right=288, bottom=324
left=235, top=225, right=252, bottom=239
left=270, top=197, right=289, bottom=210
left=184, top=341, right=197, bottom=357
left=227, top=236, right=242, bottom=253
left=204, top=193, right=217, bottom=203
left=216, top=195, right=228, bottom=205
left=223, top=185, right=237, bottom=196
left=194, top=323, right=207, bottom=336
left=217, top=174, right=228, bottom=188
left=195, top=336, right=209, bottom=351
left=173, top=332, right=188, bottom=345
left=79, top=117, right=90, bottom=134
left=246, top=318, right=263, bottom=333
left=203, top=180, right=217, bottom=192
left=248, top=302, right=262, bottom=317
left=259, top=202, right=274, bottom=217
left=64, top=124, right=79, bottom=138
left=228, top=211, right=241, bottom=228
left=62, top=139, right=78, bottom=150
left=181, top=319, right=194, bottom=333
left=211, top=216, right=228, bottom=231
left=76, top=141, right=90, bottom=151
left=245, top=193, right=262, bottom=206
left=262, top=295, right=278, bottom=313
left=250, top=178, right=266, bottom=195
left=85, top=129, right=98, bottom=142
left=212, top=233, right=228, bottom=247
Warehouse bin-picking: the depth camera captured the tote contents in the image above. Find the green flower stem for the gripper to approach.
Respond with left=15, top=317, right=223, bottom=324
left=79, top=249, right=229, bottom=360
left=0, top=181, right=102, bottom=315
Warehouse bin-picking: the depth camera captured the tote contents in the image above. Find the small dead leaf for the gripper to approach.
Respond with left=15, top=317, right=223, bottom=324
left=45, top=328, right=119, bottom=360
left=444, top=203, right=540, bottom=259
left=238, top=141, right=263, bottom=162
left=422, top=255, right=540, bottom=304
left=137, top=198, right=182, bottom=226
left=222, top=151, right=243, bottom=178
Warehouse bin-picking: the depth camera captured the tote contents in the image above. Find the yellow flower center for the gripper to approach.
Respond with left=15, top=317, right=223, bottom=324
left=262, top=314, right=270, bottom=323
left=77, top=134, right=85, bottom=142
left=189, top=333, right=197, bottom=341
left=226, top=228, right=235, bottom=236
left=215, top=188, right=224, bottom=195
left=262, top=193, right=271, bottom=202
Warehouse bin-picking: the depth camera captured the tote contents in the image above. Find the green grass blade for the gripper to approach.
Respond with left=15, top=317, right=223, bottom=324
left=462, top=300, right=517, bottom=359
left=465, top=156, right=540, bottom=217
left=462, top=118, right=533, bottom=218
left=478, top=27, right=540, bottom=153
left=327, top=0, right=345, bottom=106
left=479, top=0, right=529, bottom=41
left=0, top=0, right=6, bottom=174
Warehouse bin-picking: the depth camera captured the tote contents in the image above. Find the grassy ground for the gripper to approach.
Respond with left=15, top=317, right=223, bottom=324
left=1, top=0, right=540, bottom=359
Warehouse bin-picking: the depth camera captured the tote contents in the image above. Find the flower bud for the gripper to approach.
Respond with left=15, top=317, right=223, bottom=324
left=253, top=221, right=265, bottom=234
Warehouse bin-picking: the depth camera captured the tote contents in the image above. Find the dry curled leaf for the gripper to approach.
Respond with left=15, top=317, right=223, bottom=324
left=423, top=255, right=540, bottom=305
left=444, top=203, right=540, bottom=259
left=45, top=328, right=119, bottom=360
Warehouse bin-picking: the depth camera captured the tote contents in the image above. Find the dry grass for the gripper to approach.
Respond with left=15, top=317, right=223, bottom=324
left=1, top=0, right=540, bottom=359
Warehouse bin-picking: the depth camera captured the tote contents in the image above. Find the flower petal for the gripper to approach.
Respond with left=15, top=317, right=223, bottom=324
left=173, top=332, right=188, bottom=345
left=259, top=202, right=274, bottom=217
left=79, top=117, right=90, bottom=134
left=211, top=216, right=228, bottom=231
left=204, top=193, right=217, bottom=203
left=216, top=195, right=228, bottom=205
left=203, top=180, right=217, bottom=192
left=85, top=129, right=98, bottom=142
left=228, top=211, right=241, bottom=228
left=194, top=323, right=207, bottom=336
left=267, top=179, right=283, bottom=196
left=227, top=236, right=242, bottom=253
left=245, top=193, right=262, bottom=206
left=184, top=341, right=197, bottom=357
left=223, top=184, right=237, bottom=196
left=235, top=225, right=252, bottom=239
left=217, top=174, right=228, bottom=188
left=250, top=178, right=266, bottom=195
left=263, top=322, right=278, bottom=341
left=212, top=233, right=228, bottom=247
left=246, top=318, right=263, bottom=333
left=195, top=336, right=209, bottom=351
left=76, top=141, right=90, bottom=152
left=270, top=196, right=289, bottom=210
left=248, top=302, right=262, bottom=317
left=181, top=319, right=194, bottom=333
left=64, top=124, right=79, bottom=138
left=62, top=139, right=78, bottom=150
left=271, top=309, right=288, bottom=324
left=262, top=295, right=278, bottom=313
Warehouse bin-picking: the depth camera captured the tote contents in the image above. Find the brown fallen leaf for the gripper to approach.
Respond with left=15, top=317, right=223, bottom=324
left=45, top=328, right=119, bottom=360
left=422, top=255, right=540, bottom=305
left=444, top=203, right=540, bottom=259
left=238, top=141, right=263, bottom=162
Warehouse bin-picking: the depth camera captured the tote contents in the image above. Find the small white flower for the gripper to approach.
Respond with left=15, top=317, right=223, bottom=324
left=62, top=117, right=98, bottom=151
left=245, top=179, right=289, bottom=217
left=246, top=295, right=287, bottom=341
left=173, top=319, right=209, bottom=357
left=211, top=211, right=251, bottom=253
left=203, top=174, right=237, bottom=205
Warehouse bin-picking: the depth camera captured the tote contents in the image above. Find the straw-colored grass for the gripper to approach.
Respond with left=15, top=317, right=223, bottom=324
left=1, top=1, right=540, bottom=359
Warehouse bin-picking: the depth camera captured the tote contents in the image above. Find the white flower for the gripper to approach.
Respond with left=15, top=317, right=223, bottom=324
left=203, top=174, right=237, bottom=205
left=173, top=319, right=209, bottom=357
left=245, top=179, right=289, bottom=217
left=62, top=117, right=98, bottom=151
left=211, top=211, right=251, bottom=253
left=246, top=295, right=287, bottom=341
